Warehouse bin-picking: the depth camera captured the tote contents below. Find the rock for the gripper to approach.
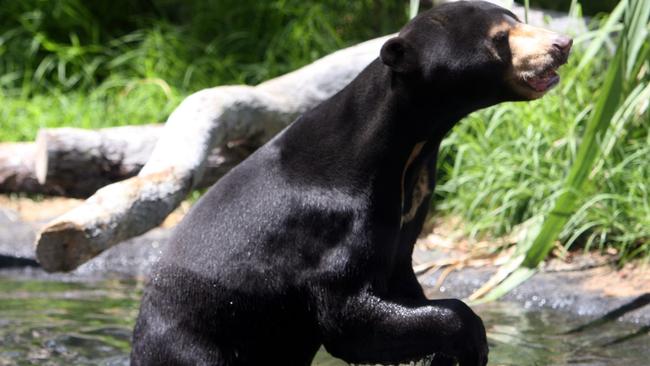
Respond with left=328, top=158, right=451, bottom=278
left=0, top=208, right=37, bottom=261
left=0, top=208, right=170, bottom=278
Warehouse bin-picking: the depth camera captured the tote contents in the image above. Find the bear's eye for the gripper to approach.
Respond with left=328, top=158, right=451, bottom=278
left=493, top=31, right=509, bottom=43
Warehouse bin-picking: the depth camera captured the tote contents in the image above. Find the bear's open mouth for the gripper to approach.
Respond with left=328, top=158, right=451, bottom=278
left=525, top=67, right=561, bottom=92
left=521, top=53, right=569, bottom=93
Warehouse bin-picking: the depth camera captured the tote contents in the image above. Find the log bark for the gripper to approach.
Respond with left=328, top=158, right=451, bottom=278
left=34, top=125, right=160, bottom=197
left=0, top=127, right=255, bottom=198
left=0, top=143, right=82, bottom=196
left=35, top=35, right=393, bottom=272
left=0, top=143, right=45, bottom=195
left=32, top=125, right=256, bottom=197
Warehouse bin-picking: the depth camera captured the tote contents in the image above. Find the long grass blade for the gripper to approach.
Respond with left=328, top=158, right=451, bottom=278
left=524, top=0, right=530, bottom=23
left=469, top=267, right=536, bottom=305
left=562, top=0, right=626, bottom=93
left=409, top=0, right=419, bottom=20
left=522, top=50, right=625, bottom=267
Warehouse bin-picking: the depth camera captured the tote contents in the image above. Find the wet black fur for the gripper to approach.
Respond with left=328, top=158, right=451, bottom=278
left=132, top=2, right=531, bottom=365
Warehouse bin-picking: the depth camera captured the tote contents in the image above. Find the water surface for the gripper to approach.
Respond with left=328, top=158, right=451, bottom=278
left=0, top=277, right=647, bottom=365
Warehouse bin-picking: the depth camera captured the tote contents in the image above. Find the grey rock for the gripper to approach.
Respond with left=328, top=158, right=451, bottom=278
left=0, top=208, right=38, bottom=260
left=0, top=210, right=170, bottom=279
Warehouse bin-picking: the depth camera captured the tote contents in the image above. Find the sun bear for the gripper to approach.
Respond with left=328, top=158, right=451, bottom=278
left=132, top=2, right=571, bottom=365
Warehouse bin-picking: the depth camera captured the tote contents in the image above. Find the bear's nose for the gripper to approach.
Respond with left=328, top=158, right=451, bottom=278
left=553, top=36, right=573, bottom=55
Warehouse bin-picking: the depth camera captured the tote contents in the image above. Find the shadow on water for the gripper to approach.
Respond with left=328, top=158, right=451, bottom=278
left=565, top=293, right=650, bottom=333
left=0, top=277, right=648, bottom=366
left=476, top=301, right=649, bottom=366
left=563, top=292, right=650, bottom=351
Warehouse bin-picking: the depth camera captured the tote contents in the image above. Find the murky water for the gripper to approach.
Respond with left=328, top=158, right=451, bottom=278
left=0, top=276, right=647, bottom=366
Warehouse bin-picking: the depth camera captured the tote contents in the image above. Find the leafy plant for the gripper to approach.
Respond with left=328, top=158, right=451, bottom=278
left=0, top=1, right=409, bottom=141
left=469, top=0, right=650, bottom=303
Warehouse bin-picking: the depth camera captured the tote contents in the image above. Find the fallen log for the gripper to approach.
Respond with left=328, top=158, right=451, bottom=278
left=31, top=125, right=257, bottom=197
left=0, top=127, right=255, bottom=198
left=34, top=125, right=161, bottom=197
left=0, top=143, right=60, bottom=195
left=35, top=35, right=393, bottom=272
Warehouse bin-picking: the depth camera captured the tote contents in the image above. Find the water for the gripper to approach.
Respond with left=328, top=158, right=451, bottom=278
left=0, top=277, right=648, bottom=366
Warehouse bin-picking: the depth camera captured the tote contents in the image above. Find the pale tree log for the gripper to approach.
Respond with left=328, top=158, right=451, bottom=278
left=0, top=143, right=64, bottom=195
left=35, top=35, right=393, bottom=272
left=0, top=143, right=39, bottom=194
left=32, top=125, right=256, bottom=197
left=34, top=125, right=159, bottom=198
left=0, top=127, right=254, bottom=198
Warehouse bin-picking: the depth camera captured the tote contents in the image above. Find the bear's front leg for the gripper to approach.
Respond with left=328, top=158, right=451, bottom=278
left=316, top=290, right=488, bottom=366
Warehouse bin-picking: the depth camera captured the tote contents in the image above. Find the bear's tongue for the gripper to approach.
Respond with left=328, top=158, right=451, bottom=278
left=527, top=69, right=560, bottom=92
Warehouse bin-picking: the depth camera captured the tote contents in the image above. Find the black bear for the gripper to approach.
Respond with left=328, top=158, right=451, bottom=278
left=131, top=1, right=571, bottom=365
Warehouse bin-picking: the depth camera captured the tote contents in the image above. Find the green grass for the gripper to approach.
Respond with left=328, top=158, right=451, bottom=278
left=0, top=0, right=408, bottom=141
left=436, top=0, right=649, bottom=273
left=470, top=0, right=650, bottom=300
left=0, top=84, right=183, bottom=141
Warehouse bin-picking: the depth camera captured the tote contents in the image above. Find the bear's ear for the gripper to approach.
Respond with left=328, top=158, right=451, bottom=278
left=380, top=37, right=418, bottom=74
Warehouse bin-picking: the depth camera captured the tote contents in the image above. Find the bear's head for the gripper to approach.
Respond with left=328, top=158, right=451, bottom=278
left=380, top=0, right=572, bottom=105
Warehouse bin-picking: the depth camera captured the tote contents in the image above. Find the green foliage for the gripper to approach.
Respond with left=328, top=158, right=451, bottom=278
left=0, top=0, right=407, bottom=93
left=0, top=85, right=183, bottom=141
left=463, top=0, right=650, bottom=302
left=0, top=0, right=408, bottom=141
